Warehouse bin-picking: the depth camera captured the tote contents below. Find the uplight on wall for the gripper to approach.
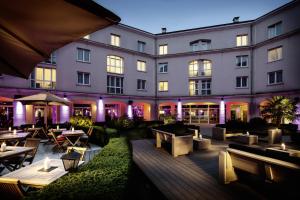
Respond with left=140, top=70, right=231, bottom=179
left=97, top=97, right=105, bottom=122
left=177, top=99, right=182, bottom=121
left=219, top=98, right=225, bottom=124
left=127, top=100, right=133, bottom=119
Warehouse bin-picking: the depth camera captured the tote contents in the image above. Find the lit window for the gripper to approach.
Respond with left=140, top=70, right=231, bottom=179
left=107, top=55, right=124, bottom=74
left=268, top=47, right=282, bottom=62
left=236, top=55, right=248, bottom=67
left=137, top=60, right=146, bottom=72
left=159, top=44, right=168, bottom=55
left=137, top=79, right=146, bottom=90
left=77, top=72, right=90, bottom=85
left=107, top=75, right=123, bottom=94
left=202, top=60, right=212, bottom=76
left=111, top=34, right=120, bottom=46
left=158, top=63, right=168, bottom=73
left=268, top=22, right=282, bottom=38
left=189, top=80, right=198, bottom=96
left=30, top=67, right=56, bottom=89
left=236, top=76, right=248, bottom=88
left=138, top=41, right=146, bottom=52
left=236, top=35, right=248, bottom=46
left=83, top=35, right=90, bottom=39
left=189, top=61, right=198, bottom=77
left=268, top=70, right=283, bottom=85
left=77, top=48, right=90, bottom=62
left=158, top=81, right=168, bottom=92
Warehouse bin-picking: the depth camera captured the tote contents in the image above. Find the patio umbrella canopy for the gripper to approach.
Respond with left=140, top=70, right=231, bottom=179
left=15, top=92, right=70, bottom=106
left=0, top=0, right=120, bottom=78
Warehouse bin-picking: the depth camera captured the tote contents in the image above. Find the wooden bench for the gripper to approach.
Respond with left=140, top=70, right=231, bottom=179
left=219, top=147, right=300, bottom=184
left=152, top=129, right=193, bottom=157
left=212, top=127, right=243, bottom=141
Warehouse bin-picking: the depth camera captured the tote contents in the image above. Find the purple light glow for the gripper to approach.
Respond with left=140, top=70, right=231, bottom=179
left=13, top=101, right=25, bottom=126
left=294, top=103, right=300, bottom=130
left=96, top=99, right=105, bottom=122
left=177, top=101, right=182, bottom=121
left=60, top=105, right=70, bottom=123
left=127, top=105, right=133, bottom=119
left=219, top=100, right=225, bottom=124
left=52, top=106, right=58, bottom=124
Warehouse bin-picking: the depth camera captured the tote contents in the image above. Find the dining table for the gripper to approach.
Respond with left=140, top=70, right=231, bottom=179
left=0, top=129, right=22, bottom=134
left=62, top=130, right=85, bottom=147
left=0, top=132, right=31, bottom=146
left=2, top=158, right=84, bottom=188
left=0, top=146, right=34, bottom=172
left=27, top=127, right=47, bottom=138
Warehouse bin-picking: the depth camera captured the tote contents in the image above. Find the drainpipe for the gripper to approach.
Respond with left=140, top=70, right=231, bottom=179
left=154, top=36, right=158, bottom=120
left=249, top=23, right=255, bottom=119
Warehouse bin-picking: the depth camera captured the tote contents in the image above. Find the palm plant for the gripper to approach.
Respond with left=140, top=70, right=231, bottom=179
left=260, top=96, right=299, bottom=126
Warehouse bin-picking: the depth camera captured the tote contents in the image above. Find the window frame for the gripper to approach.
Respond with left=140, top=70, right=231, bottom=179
left=77, top=48, right=90, bottom=63
left=158, top=62, right=168, bottom=73
left=137, top=79, right=146, bottom=90
left=158, top=81, right=168, bottom=92
left=77, top=71, right=90, bottom=86
left=201, top=80, right=211, bottom=95
left=236, top=34, right=248, bottom=47
left=236, top=76, right=249, bottom=88
left=268, top=70, right=283, bottom=85
left=268, top=21, right=282, bottom=39
left=110, top=34, right=120, bottom=47
left=137, top=41, right=146, bottom=52
left=137, top=60, right=147, bottom=72
left=236, top=55, right=249, bottom=68
left=107, top=75, right=124, bottom=94
left=30, top=67, right=56, bottom=89
left=159, top=44, right=168, bottom=55
left=107, top=55, right=124, bottom=74
left=268, top=46, right=282, bottom=63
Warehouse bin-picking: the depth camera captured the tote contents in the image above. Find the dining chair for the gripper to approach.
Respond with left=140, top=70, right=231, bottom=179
left=50, top=131, right=66, bottom=152
left=66, top=147, right=87, bottom=161
left=79, top=126, right=93, bottom=147
left=23, top=138, right=40, bottom=165
left=0, top=177, right=25, bottom=200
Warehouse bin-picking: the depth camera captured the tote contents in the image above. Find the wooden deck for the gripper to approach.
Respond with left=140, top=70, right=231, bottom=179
left=132, top=139, right=264, bottom=200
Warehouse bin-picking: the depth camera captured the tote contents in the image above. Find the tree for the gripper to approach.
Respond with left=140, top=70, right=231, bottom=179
left=260, top=96, right=299, bottom=126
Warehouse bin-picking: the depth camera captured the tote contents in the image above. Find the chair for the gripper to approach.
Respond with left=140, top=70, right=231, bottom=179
left=49, top=131, right=66, bottom=152
left=0, top=177, right=25, bottom=200
left=80, top=126, right=93, bottom=147
left=2, top=138, right=41, bottom=170
left=66, top=147, right=87, bottom=161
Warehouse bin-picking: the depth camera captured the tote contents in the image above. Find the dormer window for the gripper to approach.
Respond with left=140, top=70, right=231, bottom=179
left=190, top=39, right=211, bottom=51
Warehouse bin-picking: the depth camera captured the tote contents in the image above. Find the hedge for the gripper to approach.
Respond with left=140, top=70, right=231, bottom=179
left=26, top=137, right=131, bottom=200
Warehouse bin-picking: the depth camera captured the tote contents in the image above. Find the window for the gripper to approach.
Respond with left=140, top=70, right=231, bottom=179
left=236, top=55, right=248, bottom=67
left=190, top=39, right=211, bottom=51
left=137, top=79, right=146, bottom=90
left=30, top=67, right=56, bottom=89
left=107, top=55, right=124, bottom=74
left=44, top=52, right=56, bottom=64
left=77, top=48, right=90, bottom=62
left=137, top=60, right=146, bottom=72
left=236, top=76, right=248, bottom=88
left=159, top=44, right=168, bottom=55
left=77, top=72, right=90, bottom=85
left=107, top=75, right=123, bottom=94
left=83, top=35, right=90, bottom=39
left=268, top=47, right=282, bottom=62
left=111, top=34, right=120, bottom=46
left=268, top=22, right=282, bottom=38
left=158, top=81, right=168, bottom=92
left=138, top=41, right=146, bottom=52
left=159, top=63, right=168, bottom=73
left=268, top=70, right=283, bottom=85
left=189, top=61, right=198, bottom=77
left=202, top=60, right=212, bottom=76
left=201, top=80, right=211, bottom=95
left=189, top=80, right=211, bottom=96
left=236, top=35, right=248, bottom=46
left=189, top=80, right=198, bottom=96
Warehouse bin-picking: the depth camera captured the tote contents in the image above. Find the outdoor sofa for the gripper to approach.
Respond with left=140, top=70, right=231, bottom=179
left=212, top=127, right=243, bottom=141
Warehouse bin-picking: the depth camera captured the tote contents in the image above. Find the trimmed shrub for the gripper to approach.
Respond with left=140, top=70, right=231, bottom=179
left=249, top=117, right=268, bottom=131
left=89, top=126, right=109, bottom=147
left=70, top=116, right=92, bottom=128
left=106, top=128, right=119, bottom=138
left=26, top=137, right=131, bottom=200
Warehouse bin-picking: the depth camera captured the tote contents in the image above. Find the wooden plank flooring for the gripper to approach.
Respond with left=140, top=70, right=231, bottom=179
left=132, top=139, right=263, bottom=200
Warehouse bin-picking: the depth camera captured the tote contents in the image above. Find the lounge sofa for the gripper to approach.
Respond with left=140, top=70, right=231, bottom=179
left=212, top=127, right=243, bottom=141
left=219, top=143, right=300, bottom=184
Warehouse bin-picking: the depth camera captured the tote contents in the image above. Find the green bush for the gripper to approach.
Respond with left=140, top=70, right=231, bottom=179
left=106, top=128, right=119, bottom=138
left=89, top=126, right=109, bottom=147
left=106, top=115, right=135, bottom=130
left=70, top=116, right=92, bottom=128
left=26, top=137, right=131, bottom=200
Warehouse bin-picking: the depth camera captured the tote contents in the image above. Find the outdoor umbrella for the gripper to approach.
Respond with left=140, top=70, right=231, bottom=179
left=15, top=92, right=71, bottom=128
left=0, top=0, right=120, bottom=78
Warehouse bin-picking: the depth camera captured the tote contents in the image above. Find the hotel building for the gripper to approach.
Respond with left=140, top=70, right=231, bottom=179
left=0, top=1, right=299, bottom=127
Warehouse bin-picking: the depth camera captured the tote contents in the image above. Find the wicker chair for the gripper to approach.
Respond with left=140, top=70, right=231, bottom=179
left=0, top=177, right=25, bottom=200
